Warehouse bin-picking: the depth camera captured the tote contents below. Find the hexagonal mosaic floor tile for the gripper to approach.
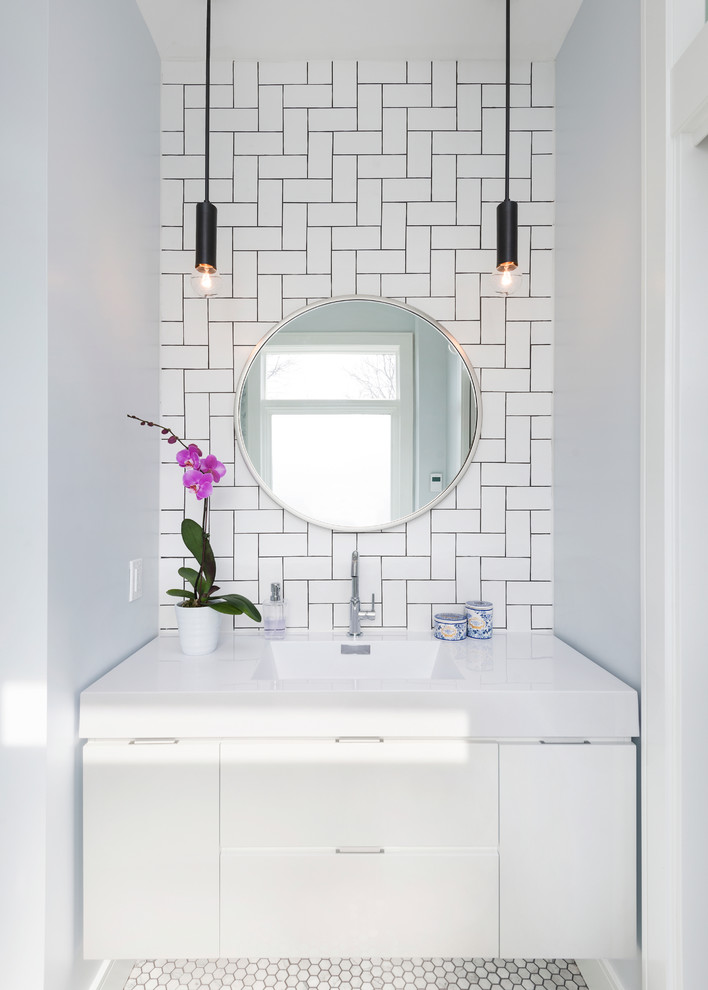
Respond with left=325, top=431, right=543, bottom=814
left=124, top=958, right=587, bottom=990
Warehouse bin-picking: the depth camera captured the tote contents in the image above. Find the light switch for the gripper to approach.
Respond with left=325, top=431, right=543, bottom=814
left=129, top=559, right=143, bottom=602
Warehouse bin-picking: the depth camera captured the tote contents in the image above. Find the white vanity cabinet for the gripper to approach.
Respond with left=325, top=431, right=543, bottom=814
left=80, top=632, right=639, bottom=961
left=83, top=735, right=636, bottom=960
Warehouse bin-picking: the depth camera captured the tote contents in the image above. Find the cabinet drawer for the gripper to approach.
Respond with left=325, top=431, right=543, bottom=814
left=221, top=849, right=499, bottom=957
left=221, top=740, right=498, bottom=848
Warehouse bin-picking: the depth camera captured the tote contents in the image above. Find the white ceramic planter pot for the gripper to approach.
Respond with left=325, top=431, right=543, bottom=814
left=174, top=603, right=223, bottom=656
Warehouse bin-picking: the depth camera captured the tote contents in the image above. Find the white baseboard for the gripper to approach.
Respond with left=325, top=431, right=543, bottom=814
left=577, top=960, right=627, bottom=990
left=87, top=959, right=134, bottom=990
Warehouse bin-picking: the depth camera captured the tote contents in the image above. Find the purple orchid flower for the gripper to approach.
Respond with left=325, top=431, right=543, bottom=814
left=176, top=443, right=202, bottom=470
left=182, top=468, right=213, bottom=500
left=200, top=453, right=226, bottom=483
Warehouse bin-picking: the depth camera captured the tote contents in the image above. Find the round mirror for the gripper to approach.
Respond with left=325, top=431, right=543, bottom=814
left=235, top=296, right=482, bottom=532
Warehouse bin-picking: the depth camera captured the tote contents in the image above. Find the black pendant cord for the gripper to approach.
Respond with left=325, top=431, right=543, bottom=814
left=204, top=0, right=212, bottom=204
left=504, top=0, right=510, bottom=202
left=495, top=0, right=517, bottom=274
left=193, top=0, right=217, bottom=276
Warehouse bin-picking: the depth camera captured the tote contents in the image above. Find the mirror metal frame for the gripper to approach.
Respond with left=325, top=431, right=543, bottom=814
left=234, top=295, right=483, bottom=532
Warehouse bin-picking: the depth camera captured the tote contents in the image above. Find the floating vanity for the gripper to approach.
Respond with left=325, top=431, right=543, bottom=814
left=81, top=631, right=638, bottom=961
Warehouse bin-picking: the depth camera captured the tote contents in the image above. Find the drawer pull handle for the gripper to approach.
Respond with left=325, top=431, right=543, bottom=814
left=539, top=739, right=590, bottom=745
left=336, top=846, right=385, bottom=854
left=129, top=738, right=179, bottom=745
left=335, top=737, right=384, bottom=744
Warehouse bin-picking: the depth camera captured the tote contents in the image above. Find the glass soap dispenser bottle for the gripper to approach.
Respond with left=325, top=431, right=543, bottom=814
left=262, top=582, right=286, bottom=640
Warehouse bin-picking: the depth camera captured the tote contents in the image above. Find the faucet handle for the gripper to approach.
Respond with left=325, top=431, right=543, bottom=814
left=359, top=594, right=376, bottom=620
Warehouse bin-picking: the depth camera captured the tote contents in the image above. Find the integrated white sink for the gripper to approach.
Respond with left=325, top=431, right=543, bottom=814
left=262, top=639, right=463, bottom=681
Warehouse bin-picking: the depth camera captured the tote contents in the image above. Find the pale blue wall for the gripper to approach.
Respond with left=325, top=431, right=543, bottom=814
left=45, top=2, right=160, bottom=986
left=555, top=1, right=641, bottom=987
left=0, top=3, right=49, bottom=987
left=555, top=0, right=641, bottom=691
left=2, top=1, right=160, bottom=988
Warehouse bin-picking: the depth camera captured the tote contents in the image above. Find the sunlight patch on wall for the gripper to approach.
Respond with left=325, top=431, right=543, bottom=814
left=1, top=681, right=47, bottom=746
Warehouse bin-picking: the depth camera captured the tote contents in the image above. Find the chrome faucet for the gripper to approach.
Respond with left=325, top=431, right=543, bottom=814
left=348, top=551, right=376, bottom=637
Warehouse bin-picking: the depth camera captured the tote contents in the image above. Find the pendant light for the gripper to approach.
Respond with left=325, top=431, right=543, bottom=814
left=494, top=0, right=520, bottom=296
left=191, top=0, right=221, bottom=298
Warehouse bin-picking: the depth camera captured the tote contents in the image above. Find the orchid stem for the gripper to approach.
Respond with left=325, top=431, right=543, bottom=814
left=126, top=414, right=189, bottom=450
left=194, top=498, right=210, bottom=603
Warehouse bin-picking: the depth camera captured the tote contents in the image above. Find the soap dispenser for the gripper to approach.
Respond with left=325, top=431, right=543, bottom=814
left=262, top=582, right=286, bottom=640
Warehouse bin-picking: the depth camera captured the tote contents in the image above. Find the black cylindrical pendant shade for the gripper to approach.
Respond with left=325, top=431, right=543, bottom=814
left=496, top=198, right=518, bottom=271
left=195, top=200, right=218, bottom=272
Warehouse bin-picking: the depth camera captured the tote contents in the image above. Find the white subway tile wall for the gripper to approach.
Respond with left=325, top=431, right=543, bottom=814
left=159, top=60, right=554, bottom=633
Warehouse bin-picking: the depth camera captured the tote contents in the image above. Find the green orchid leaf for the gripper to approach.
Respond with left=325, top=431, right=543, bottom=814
left=181, top=518, right=206, bottom=564
left=181, top=518, right=217, bottom=598
left=166, top=588, right=196, bottom=599
left=208, top=600, right=242, bottom=615
left=210, top=594, right=262, bottom=622
left=178, top=566, right=199, bottom=588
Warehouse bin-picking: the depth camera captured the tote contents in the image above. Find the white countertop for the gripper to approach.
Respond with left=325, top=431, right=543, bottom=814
left=79, top=630, right=639, bottom=740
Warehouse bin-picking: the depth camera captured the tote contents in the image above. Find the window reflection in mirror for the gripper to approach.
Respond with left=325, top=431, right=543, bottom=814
left=236, top=297, right=481, bottom=532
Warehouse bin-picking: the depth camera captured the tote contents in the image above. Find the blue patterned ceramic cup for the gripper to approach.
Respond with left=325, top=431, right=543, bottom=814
left=465, top=600, right=493, bottom=639
left=433, top=612, right=468, bottom=641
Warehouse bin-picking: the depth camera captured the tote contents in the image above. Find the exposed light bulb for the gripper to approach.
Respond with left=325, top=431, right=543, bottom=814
left=493, top=264, right=521, bottom=296
left=190, top=265, right=221, bottom=298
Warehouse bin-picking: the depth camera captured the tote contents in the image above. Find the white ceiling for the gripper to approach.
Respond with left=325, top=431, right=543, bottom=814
left=136, top=0, right=583, bottom=64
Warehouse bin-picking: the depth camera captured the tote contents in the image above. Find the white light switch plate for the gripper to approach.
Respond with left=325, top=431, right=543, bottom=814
left=129, top=559, right=143, bottom=602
